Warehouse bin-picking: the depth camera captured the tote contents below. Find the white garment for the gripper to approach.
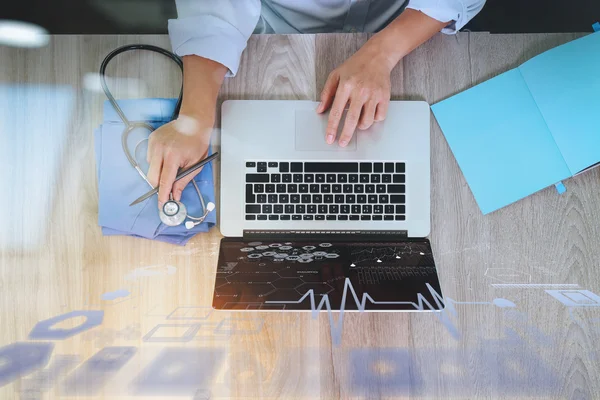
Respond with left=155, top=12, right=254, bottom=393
left=168, top=0, right=486, bottom=76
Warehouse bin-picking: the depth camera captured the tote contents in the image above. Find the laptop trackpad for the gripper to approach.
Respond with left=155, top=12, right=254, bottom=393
left=294, top=109, right=357, bottom=151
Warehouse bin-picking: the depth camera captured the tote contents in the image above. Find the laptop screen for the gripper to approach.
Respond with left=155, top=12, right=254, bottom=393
left=214, top=238, right=444, bottom=311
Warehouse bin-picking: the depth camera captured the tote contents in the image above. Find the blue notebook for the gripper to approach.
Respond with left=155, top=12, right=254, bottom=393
left=431, top=31, right=600, bottom=214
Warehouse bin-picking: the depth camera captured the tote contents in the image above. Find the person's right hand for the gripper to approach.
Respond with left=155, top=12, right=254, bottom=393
left=146, top=115, right=212, bottom=209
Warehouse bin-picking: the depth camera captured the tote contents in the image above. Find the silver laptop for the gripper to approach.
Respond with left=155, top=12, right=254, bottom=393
left=214, top=100, right=444, bottom=311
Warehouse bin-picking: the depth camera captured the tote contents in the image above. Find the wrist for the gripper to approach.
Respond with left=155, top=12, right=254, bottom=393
left=363, top=35, right=402, bottom=73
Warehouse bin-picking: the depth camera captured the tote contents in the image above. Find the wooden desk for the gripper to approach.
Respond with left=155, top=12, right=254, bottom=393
left=1, top=32, right=599, bottom=399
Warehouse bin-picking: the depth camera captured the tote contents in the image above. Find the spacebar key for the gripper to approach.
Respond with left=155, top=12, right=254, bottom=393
left=304, top=162, right=358, bottom=173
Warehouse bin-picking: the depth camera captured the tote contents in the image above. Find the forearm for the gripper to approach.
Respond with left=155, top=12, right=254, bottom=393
left=178, top=55, right=228, bottom=127
left=366, top=8, right=448, bottom=71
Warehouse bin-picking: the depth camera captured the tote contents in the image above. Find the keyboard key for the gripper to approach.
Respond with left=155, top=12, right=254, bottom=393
left=393, top=174, right=405, bottom=183
left=361, top=215, right=372, bottom=221
left=274, top=205, right=283, bottom=213
left=324, top=195, right=334, bottom=203
left=346, top=195, right=356, bottom=203
left=374, top=162, right=383, bottom=173
left=293, top=174, right=303, bottom=183
left=304, top=162, right=358, bottom=173
left=301, top=194, right=311, bottom=203
left=305, top=174, right=315, bottom=183
left=385, top=205, right=394, bottom=214
left=360, top=175, right=369, bottom=183
left=281, top=215, right=291, bottom=220
left=379, top=195, right=389, bottom=203
left=316, top=174, right=325, bottom=183
left=354, top=185, right=364, bottom=193
left=390, top=195, right=405, bottom=203
left=338, top=174, right=348, bottom=183
left=358, top=195, right=367, bottom=203
left=258, top=162, right=267, bottom=172
left=268, top=194, right=277, bottom=203
left=395, top=215, right=406, bottom=220
left=360, top=163, right=372, bottom=173
left=368, top=195, right=377, bottom=203
left=318, top=205, right=327, bottom=214
left=257, top=194, right=267, bottom=203
left=303, top=215, right=314, bottom=220
left=262, top=205, right=272, bottom=214
left=385, top=162, right=394, bottom=173
left=396, top=205, right=406, bottom=214
left=257, top=215, right=267, bottom=220
left=280, top=194, right=289, bottom=203
left=388, top=185, right=405, bottom=193
left=362, top=205, right=372, bottom=214
left=350, top=215, right=360, bottom=220
left=327, top=174, right=336, bottom=183
left=329, top=205, right=339, bottom=214
left=338, top=215, right=349, bottom=220
left=321, top=184, right=331, bottom=193
left=310, top=184, right=319, bottom=193
left=246, top=205, right=260, bottom=213
left=371, top=174, right=381, bottom=183
left=266, top=184, right=275, bottom=193
left=247, top=174, right=269, bottom=183
left=285, top=205, right=294, bottom=213
left=254, top=184, right=264, bottom=193
left=291, top=162, right=303, bottom=172
left=382, top=174, right=392, bottom=183
left=291, top=195, right=301, bottom=203
left=308, top=205, right=317, bottom=214
left=313, top=194, right=322, bottom=203
left=287, top=184, right=297, bottom=193
left=292, top=215, right=302, bottom=220
left=268, top=162, right=278, bottom=168
left=271, top=174, right=281, bottom=183
left=246, top=184, right=255, bottom=203
left=384, top=215, right=393, bottom=221
left=352, top=205, right=361, bottom=214
left=277, top=184, right=286, bottom=193
left=296, top=205, right=306, bottom=213
left=349, top=174, right=359, bottom=183
left=327, top=215, right=337, bottom=221
left=335, top=195, right=344, bottom=203
left=376, top=185, right=386, bottom=193
left=374, top=205, right=383, bottom=214
left=373, top=215, right=383, bottom=220
left=343, top=184, right=353, bottom=193
left=246, top=161, right=256, bottom=168
left=246, top=215, right=256, bottom=220
left=299, top=184, right=309, bottom=193
left=269, top=213, right=279, bottom=220
left=316, top=215, right=325, bottom=220
left=279, top=162, right=289, bottom=173
left=332, top=184, right=342, bottom=193
left=283, top=174, right=292, bottom=183
left=395, top=163, right=405, bottom=173
left=366, top=185, right=375, bottom=193
left=341, top=205, right=350, bottom=214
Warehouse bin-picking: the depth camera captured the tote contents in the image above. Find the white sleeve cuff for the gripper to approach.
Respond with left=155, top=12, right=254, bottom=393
left=406, top=0, right=486, bottom=34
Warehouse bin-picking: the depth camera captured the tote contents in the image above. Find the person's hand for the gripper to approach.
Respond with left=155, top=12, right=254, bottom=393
left=317, top=41, right=394, bottom=147
left=146, top=115, right=212, bottom=208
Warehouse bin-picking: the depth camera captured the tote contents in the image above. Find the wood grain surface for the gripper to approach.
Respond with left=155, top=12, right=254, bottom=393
left=0, top=32, right=599, bottom=399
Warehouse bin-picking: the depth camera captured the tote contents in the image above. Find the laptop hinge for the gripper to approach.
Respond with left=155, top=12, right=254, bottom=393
left=242, top=230, right=408, bottom=242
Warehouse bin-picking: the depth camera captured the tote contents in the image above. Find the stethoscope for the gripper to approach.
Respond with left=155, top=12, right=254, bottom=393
left=99, top=44, right=214, bottom=229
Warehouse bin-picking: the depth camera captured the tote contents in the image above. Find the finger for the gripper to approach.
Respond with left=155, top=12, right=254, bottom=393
left=338, top=97, right=363, bottom=147
left=325, top=85, right=351, bottom=144
left=317, top=72, right=339, bottom=113
left=146, top=153, right=163, bottom=189
left=157, top=156, right=179, bottom=208
left=172, top=168, right=203, bottom=202
left=358, top=100, right=377, bottom=130
left=374, top=100, right=389, bottom=122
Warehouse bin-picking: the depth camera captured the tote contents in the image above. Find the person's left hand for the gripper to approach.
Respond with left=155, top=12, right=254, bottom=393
left=317, top=42, right=394, bottom=147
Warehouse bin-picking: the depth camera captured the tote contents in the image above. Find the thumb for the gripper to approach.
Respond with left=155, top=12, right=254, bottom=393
left=172, top=168, right=203, bottom=202
left=317, top=72, right=339, bottom=113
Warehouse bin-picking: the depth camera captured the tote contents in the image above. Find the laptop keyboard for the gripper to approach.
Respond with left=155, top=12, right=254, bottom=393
left=244, top=161, right=406, bottom=221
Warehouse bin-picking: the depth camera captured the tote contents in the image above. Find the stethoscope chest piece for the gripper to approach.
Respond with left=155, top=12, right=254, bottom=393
left=159, top=200, right=187, bottom=226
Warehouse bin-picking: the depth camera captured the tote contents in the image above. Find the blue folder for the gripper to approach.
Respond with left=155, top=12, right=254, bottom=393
left=431, top=31, right=600, bottom=214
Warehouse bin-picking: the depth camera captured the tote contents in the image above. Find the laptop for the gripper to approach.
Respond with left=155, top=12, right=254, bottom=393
left=215, top=100, right=444, bottom=311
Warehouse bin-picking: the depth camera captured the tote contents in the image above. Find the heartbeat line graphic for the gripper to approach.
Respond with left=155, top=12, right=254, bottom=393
left=266, top=278, right=463, bottom=344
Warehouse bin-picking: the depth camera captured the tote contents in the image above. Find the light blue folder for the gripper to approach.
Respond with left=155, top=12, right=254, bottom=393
left=431, top=31, right=600, bottom=214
